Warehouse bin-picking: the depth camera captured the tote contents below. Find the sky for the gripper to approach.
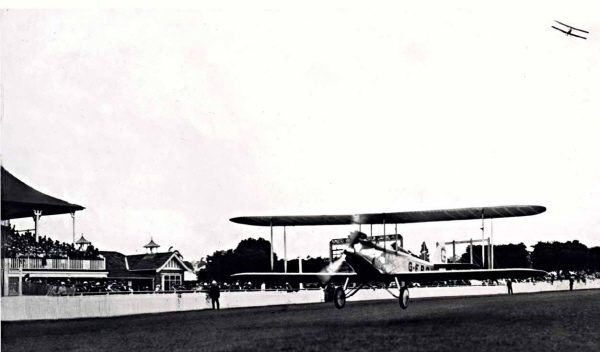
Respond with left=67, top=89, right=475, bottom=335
left=1, top=2, right=599, bottom=264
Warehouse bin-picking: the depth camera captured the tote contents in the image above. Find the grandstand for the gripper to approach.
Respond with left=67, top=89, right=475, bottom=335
left=1, top=167, right=106, bottom=296
left=1, top=167, right=197, bottom=296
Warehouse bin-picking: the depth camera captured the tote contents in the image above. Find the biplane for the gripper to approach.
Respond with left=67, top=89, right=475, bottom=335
left=552, top=20, right=588, bottom=40
left=230, top=205, right=548, bottom=310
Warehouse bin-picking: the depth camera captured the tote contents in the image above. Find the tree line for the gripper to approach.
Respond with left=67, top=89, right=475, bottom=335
left=198, top=238, right=328, bottom=283
left=199, top=237, right=600, bottom=282
left=460, top=240, right=600, bottom=273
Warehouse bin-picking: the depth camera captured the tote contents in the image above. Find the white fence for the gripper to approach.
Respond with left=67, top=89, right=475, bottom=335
left=2, top=281, right=599, bottom=322
left=8, top=257, right=105, bottom=270
left=350, top=280, right=600, bottom=301
left=0, top=290, right=324, bottom=321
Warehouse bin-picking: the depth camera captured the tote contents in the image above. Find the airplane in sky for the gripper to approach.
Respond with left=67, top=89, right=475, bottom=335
left=552, top=20, right=589, bottom=40
left=230, top=205, right=548, bottom=310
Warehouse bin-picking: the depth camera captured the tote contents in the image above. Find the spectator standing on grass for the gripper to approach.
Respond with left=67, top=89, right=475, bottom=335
left=506, top=279, right=513, bottom=295
left=569, top=276, right=574, bottom=291
left=209, top=280, right=220, bottom=310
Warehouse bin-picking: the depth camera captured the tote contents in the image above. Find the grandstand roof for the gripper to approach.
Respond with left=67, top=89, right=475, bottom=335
left=1, top=167, right=85, bottom=220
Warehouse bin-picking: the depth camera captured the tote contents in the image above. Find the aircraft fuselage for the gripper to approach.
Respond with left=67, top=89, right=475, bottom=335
left=344, top=240, right=434, bottom=280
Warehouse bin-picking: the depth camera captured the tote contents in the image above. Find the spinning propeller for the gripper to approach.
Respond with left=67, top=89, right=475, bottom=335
left=320, top=231, right=364, bottom=283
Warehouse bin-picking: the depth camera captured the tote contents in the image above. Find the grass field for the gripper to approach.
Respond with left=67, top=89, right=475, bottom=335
left=2, top=290, right=599, bottom=352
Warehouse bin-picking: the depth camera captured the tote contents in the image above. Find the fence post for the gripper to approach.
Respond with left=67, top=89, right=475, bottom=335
left=18, top=268, right=23, bottom=296
left=2, top=259, right=8, bottom=296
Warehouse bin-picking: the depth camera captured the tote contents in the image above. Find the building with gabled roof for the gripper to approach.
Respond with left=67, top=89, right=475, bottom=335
left=100, top=248, right=194, bottom=291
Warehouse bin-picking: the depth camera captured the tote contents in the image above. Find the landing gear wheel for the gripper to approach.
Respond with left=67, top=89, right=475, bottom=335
left=399, top=287, right=409, bottom=309
left=333, top=286, right=346, bottom=309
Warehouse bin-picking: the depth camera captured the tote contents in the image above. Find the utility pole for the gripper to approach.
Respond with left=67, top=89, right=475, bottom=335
left=481, top=209, right=485, bottom=268
left=270, top=220, right=273, bottom=271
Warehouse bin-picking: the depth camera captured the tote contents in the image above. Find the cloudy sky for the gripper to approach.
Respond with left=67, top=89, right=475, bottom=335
left=2, top=2, right=599, bottom=263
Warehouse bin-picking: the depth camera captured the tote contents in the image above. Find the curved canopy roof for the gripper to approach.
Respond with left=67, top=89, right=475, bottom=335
left=1, top=167, right=85, bottom=220
left=230, top=205, right=546, bottom=227
left=144, top=238, right=160, bottom=248
left=76, top=235, right=91, bottom=245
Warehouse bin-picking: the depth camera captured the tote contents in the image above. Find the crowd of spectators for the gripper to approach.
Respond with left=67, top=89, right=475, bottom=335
left=20, top=278, right=134, bottom=296
left=1, top=224, right=101, bottom=259
left=21, top=278, right=194, bottom=295
left=196, top=281, right=298, bottom=291
left=542, top=270, right=598, bottom=283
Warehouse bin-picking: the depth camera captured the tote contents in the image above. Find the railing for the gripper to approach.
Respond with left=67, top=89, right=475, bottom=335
left=7, top=257, right=106, bottom=270
left=76, top=288, right=325, bottom=296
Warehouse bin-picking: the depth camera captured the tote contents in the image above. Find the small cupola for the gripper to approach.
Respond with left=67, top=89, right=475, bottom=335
left=144, top=238, right=160, bottom=253
left=76, top=234, right=92, bottom=249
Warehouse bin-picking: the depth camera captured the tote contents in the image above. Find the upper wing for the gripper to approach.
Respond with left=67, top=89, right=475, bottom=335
left=555, top=21, right=589, bottom=33
left=231, top=272, right=356, bottom=283
left=391, top=268, right=547, bottom=283
left=552, top=26, right=569, bottom=35
left=230, top=205, right=546, bottom=227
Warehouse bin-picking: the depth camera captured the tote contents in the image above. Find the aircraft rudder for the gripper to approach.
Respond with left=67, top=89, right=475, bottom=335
left=432, top=242, right=447, bottom=264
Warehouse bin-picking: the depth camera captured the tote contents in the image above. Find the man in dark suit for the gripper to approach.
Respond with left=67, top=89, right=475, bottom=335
left=209, top=280, right=221, bottom=310
left=569, top=276, right=574, bottom=291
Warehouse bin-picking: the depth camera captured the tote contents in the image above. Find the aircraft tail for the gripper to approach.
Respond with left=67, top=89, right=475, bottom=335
left=432, top=242, right=447, bottom=264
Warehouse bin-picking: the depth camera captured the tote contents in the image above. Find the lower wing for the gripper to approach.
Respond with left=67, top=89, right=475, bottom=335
left=231, top=272, right=356, bottom=283
left=433, top=263, right=480, bottom=270
left=569, top=33, right=587, bottom=40
left=391, top=268, right=547, bottom=283
left=551, top=26, right=569, bottom=34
